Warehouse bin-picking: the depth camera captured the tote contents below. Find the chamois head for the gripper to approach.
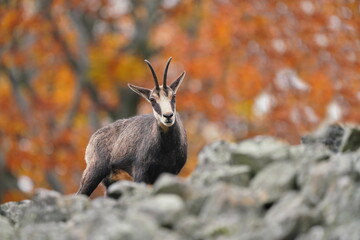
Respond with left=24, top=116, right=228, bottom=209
left=128, top=57, right=185, bottom=128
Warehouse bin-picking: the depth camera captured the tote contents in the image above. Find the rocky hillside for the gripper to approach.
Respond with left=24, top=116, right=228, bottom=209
left=1, top=124, right=360, bottom=240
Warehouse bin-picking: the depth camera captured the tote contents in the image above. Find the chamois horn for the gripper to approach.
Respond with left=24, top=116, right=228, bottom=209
left=144, top=59, right=160, bottom=90
left=163, top=57, right=172, bottom=88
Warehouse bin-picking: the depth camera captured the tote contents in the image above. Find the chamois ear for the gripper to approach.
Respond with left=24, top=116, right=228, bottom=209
left=169, top=71, right=185, bottom=93
left=128, top=84, right=151, bottom=101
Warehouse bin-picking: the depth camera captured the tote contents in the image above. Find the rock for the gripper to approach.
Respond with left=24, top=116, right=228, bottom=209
left=302, top=124, right=360, bottom=153
left=295, top=226, right=325, bottom=240
left=21, top=189, right=90, bottom=226
left=198, top=140, right=232, bottom=166
left=196, top=215, right=247, bottom=239
left=153, top=174, right=194, bottom=200
left=199, top=183, right=263, bottom=220
left=91, top=196, right=117, bottom=209
left=341, top=126, right=360, bottom=152
left=131, top=194, right=185, bottom=228
left=295, top=144, right=332, bottom=188
left=68, top=207, right=158, bottom=240
left=186, top=188, right=210, bottom=216
left=114, top=181, right=152, bottom=206
left=317, top=176, right=360, bottom=226
left=0, top=200, right=32, bottom=226
left=230, top=136, right=291, bottom=173
left=107, top=180, right=147, bottom=199
left=328, top=220, right=360, bottom=240
left=265, top=192, right=320, bottom=239
left=175, top=216, right=204, bottom=239
left=191, top=165, right=250, bottom=187
left=1, top=124, right=360, bottom=240
left=251, top=162, right=297, bottom=203
left=58, top=194, right=90, bottom=214
left=301, top=161, right=335, bottom=206
left=302, top=123, right=345, bottom=152
left=19, top=222, right=69, bottom=240
left=0, top=215, right=15, bottom=240
left=198, top=136, right=291, bottom=175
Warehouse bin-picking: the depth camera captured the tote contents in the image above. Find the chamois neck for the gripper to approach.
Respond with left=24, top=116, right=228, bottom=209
left=157, top=120, right=177, bottom=134
left=159, top=122, right=170, bottom=133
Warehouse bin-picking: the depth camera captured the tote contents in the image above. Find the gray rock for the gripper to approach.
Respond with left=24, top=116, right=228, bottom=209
left=341, top=126, right=360, bottom=152
left=232, top=225, right=290, bottom=240
left=301, top=161, right=335, bottom=206
left=58, top=194, right=90, bottom=214
left=328, top=220, right=360, bottom=240
left=196, top=215, right=245, bottom=239
left=295, top=144, right=332, bottom=188
left=230, top=136, right=291, bottom=172
left=186, top=188, right=210, bottom=216
left=175, top=215, right=204, bottom=239
left=354, top=151, right=360, bottom=177
left=107, top=180, right=147, bottom=199
left=295, top=226, right=326, bottom=240
left=21, top=189, right=90, bottom=226
left=153, top=173, right=194, bottom=200
left=191, top=165, right=250, bottom=187
left=115, top=181, right=152, bottom=206
left=2, top=125, right=360, bottom=240
left=0, top=200, right=32, bottom=226
left=68, top=208, right=156, bottom=240
left=317, top=176, right=360, bottom=226
left=198, top=136, right=290, bottom=175
left=302, top=124, right=360, bottom=153
left=91, top=196, right=118, bottom=209
left=265, top=192, right=319, bottom=239
left=251, top=162, right=297, bottom=202
left=328, top=151, right=360, bottom=181
left=0, top=215, right=16, bottom=240
left=200, top=183, right=263, bottom=220
left=302, top=123, right=345, bottom=152
left=19, top=222, right=69, bottom=240
left=130, top=194, right=185, bottom=228
left=198, top=140, right=233, bottom=166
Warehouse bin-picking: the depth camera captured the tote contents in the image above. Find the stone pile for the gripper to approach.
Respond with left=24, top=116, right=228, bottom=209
left=1, top=124, right=360, bottom=240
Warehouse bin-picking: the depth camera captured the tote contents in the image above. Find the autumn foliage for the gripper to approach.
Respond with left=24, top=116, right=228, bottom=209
left=0, top=0, right=359, bottom=202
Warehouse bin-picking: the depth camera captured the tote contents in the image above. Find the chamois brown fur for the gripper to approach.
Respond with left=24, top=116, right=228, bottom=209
left=77, top=58, right=187, bottom=196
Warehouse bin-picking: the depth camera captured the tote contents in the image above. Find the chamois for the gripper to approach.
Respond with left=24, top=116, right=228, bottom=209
left=77, top=57, right=187, bottom=196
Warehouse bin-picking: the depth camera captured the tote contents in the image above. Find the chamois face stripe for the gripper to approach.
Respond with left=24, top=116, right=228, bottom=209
left=171, top=102, right=175, bottom=112
left=152, top=102, right=162, bottom=116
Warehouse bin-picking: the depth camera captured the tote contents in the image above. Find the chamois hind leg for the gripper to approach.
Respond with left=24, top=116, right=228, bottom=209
left=77, top=161, right=109, bottom=196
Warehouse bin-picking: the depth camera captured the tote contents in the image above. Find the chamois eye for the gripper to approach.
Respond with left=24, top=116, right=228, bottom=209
left=171, top=95, right=176, bottom=103
left=149, top=98, right=156, bottom=104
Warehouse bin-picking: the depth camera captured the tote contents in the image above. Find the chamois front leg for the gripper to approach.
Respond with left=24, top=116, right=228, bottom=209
left=77, top=161, right=110, bottom=196
left=132, top=164, right=151, bottom=184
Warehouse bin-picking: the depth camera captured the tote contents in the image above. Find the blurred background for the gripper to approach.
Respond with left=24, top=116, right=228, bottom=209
left=0, top=0, right=359, bottom=203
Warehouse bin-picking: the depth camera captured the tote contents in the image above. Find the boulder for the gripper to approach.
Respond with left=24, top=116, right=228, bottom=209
left=130, top=194, right=185, bottom=228
left=0, top=215, right=15, bottom=240
left=1, top=124, right=360, bottom=240
left=191, top=165, right=250, bottom=187
left=229, top=136, right=291, bottom=173
left=328, top=220, right=360, bottom=240
left=107, top=180, right=148, bottom=200
left=317, top=176, right=360, bottom=226
left=21, top=189, right=89, bottom=226
left=250, top=162, right=297, bottom=203
left=0, top=200, right=32, bottom=226
left=302, top=124, right=360, bottom=153
left=153, top=174, right=194, bottom=200
left=265, top=192, right=320, bottom=239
